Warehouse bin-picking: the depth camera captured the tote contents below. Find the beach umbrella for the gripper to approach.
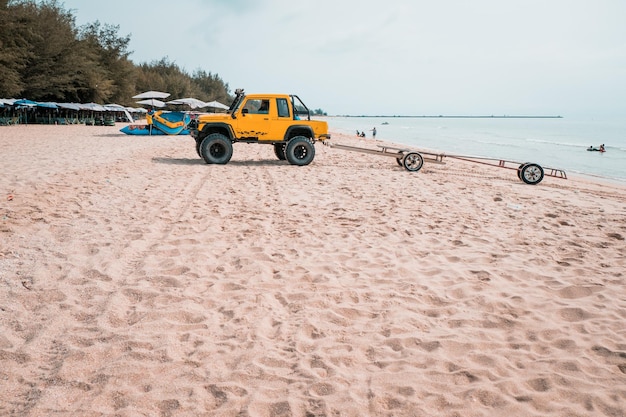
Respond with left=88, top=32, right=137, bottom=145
left=104, top=103, right=125, bottom=111
left=166, top=97, right=207, bottom=109
left=136, top=98, right=166, bottom=108
left=132, top=91, right=170, bottom=99
left=126, top=107, right=147, bottom=113
left=205, top=100, right=229, bottom=110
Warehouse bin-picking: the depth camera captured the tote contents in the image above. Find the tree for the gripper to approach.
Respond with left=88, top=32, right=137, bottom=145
left=6, top=0, right=94, bottom=101
left=77, top=21, right=134, bottom=103
left=191, top=69, right=231, bottom=103
left=0, top=0, right=232, bottom=106
left=0, top=0, right=33, bottom=96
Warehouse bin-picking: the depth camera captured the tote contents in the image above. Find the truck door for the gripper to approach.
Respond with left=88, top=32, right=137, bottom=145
left=267, top=97, right=295, bottom=141
left=235, top=98, right=272, bottom=140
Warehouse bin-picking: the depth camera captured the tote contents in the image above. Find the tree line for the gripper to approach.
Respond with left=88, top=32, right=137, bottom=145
left=0, top=0, right=231, bottom=106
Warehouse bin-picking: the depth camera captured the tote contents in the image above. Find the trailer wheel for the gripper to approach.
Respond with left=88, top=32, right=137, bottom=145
left=403, top=152, right=424, bottom=172
left=520, top=163, right=544, bottom=185
left=396, top=151, right=404, bottom=166
left=274, top=143, right=286, bottom=160
left=517, top=162, right=530, bottom=180
left=285, top=136, right=315, bottom=166
left=200, top=133, right=233, bottom=165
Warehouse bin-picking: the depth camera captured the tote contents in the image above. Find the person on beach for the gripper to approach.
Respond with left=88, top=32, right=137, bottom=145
left=371, top=127, right=377, bottom=138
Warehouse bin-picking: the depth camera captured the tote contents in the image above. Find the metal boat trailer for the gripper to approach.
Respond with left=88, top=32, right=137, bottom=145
left=326, top=141, right=567, bottom=185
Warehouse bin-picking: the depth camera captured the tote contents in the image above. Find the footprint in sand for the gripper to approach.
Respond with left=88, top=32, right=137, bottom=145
left=557, top=285, right=594, bottom=299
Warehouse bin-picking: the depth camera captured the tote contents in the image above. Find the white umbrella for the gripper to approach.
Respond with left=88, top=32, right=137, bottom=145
left=136, top=98, right=166, bottom=108
left=167, top=97, right=207, bottom=109
left=205, top=100, right=229, bottom=110
left=104, top=103, right=125, bottom=111
left=132, top=91, right=170, bottom=99
left=80, top=102, right=107, bottom=111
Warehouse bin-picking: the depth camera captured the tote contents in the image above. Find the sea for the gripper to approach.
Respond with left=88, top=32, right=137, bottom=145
left=323, top=116, right=626, bottom=185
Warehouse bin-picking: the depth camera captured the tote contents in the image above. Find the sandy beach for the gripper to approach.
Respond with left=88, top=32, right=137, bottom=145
left=1, top=124, right=625, bottom=417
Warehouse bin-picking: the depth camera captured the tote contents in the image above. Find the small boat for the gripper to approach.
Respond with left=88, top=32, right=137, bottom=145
left=120, top=110, right=191, bottom=136
left=120, top=124, right=190, bottom=136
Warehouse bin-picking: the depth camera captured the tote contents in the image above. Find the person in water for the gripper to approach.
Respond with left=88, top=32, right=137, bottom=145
left=600, top=144, right=605, bottom=151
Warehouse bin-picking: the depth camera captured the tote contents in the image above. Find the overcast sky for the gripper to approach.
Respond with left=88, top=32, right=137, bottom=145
left=61, top=0, right=625, bottom=117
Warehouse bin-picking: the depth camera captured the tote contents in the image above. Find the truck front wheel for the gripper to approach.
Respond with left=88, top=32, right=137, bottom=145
left=200, top=133, right=233, bottom=164
left=285, top=136, right=315, bottom=166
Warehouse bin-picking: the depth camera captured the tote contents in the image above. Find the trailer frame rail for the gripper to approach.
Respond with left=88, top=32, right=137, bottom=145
left=326, top=141, right=567, bottom=185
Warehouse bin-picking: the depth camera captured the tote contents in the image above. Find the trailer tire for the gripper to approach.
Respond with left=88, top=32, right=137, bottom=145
left=520, top=163, right=544, bottom=185
left=396, top=151, right=404, bottom=166
left=200, top=133, right=233, bottom=165
left=517, top=162, right=530, bottom=180
left=403, top=152, right=424, bottom=172
left=274, top=143, right=286, bottom=160
left=285, top=136, right=315, bottom=166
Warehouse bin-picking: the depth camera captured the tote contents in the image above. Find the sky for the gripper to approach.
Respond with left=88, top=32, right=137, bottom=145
left=60, top=0, right=626, bottom=117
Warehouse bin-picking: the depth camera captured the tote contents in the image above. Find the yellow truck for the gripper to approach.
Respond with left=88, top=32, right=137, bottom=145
left=190, top=89, right=330, bottom=166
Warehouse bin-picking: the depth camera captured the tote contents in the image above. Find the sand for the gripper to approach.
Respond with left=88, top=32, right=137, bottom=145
left=0, top=124, right=625, bottom=417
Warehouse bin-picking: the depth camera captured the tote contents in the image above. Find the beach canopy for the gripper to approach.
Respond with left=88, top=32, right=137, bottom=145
left=80, top=103, right=107, bottom=111
left=14, top=99, right=37, bottom=107
left=136, top=98, right=166, bottom=108
left=132, top=91, right=170, bottom=99
left=57, top=103, right=81, bottom=111
left=36, top=102, right=58, bottom=109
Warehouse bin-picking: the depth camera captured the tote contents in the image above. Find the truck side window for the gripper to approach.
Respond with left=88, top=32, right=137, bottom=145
left=277, top=98, right=290, bottom=118
left=243, top=99, right=269, bottom=114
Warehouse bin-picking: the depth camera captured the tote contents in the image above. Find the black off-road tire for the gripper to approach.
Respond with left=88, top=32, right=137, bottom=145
left=285, top=136, right=315, bottom=166
left=200, top=133, right=233, bottom=165
left=274, top=143, right=287, bottom=160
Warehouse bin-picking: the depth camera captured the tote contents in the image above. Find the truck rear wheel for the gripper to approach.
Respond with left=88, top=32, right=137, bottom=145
left=274, top=143, right=286, bottom=160
left=285, top=136, right=315, bottom=166
left=200, top=133, right=233, bottom=164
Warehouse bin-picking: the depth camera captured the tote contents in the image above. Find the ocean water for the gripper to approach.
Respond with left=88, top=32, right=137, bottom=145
left=324, top=116, right=626, bottom=184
